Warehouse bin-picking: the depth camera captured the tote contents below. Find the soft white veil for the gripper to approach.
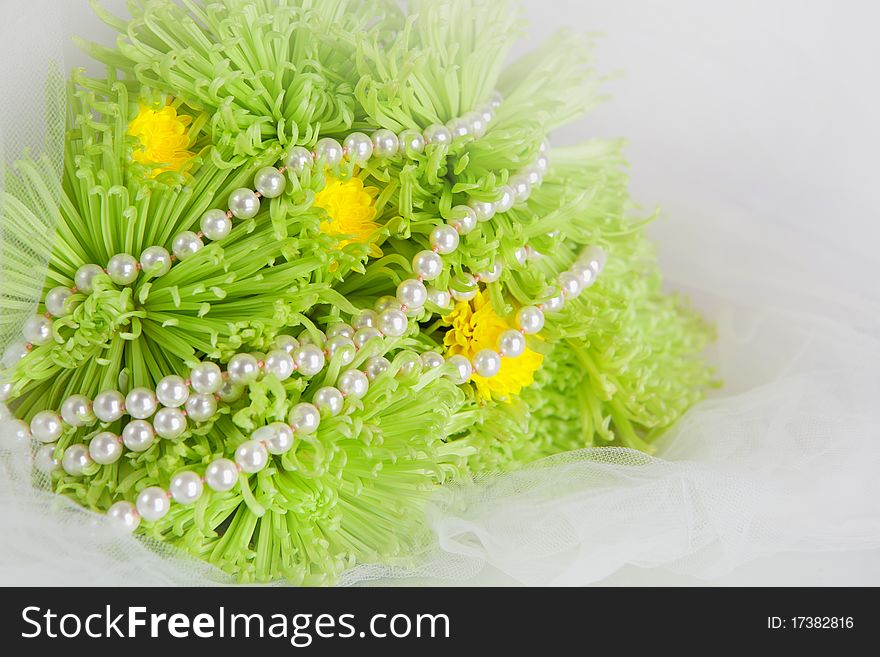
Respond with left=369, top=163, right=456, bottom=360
left=1, top=0, right=878, bottom=586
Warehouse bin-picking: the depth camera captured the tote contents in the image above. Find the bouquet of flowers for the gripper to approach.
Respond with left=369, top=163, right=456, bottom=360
left=0, top=0, right=722, bottom=585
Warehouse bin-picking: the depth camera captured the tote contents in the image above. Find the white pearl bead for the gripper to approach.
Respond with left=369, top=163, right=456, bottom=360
left=447, top=118, right=471, bottom=141
left=30, top=411, right=63, bottom=443
left=313, top=386, right=344, bottom=416
left=423, top=124, right=452, bottom=146
left=0, top=381, right=12, bottom=402
left=125, top=388, right=157, bottom=419
left=325, top=336, right=356, bottom=365
left=293, top=344, right=325, bottom=376
left=450, top=273, right=478, bottom=302
left=479, top=261, right=503, bottom=284
left=34, top=444, right=59, bottom=473
left=205, top=458, right=239, bottom=492
left=445, top=354, right=473, bottom=384
left=517, top=306, right=545, bottom=334
left=200, top=209, right=233, bottom=241
left=378, top=309, right=408, bottom=337
left=353, top=327, right=382, bottom=349
left=579, top=245, right=608, bottom=275
left=172, top=231, right=204, bottom=260
left=22, top=315, right=52, bottom=346
left=540, top=138, right=550, bottom=154
left=45, top=286, right=73, bottom=317
left=489, top=90, right=503, bottom=109
left=136, top=486, right=171, bottom=522
left=314, top=137, right=344, bottom=166
left=155, top=375, right=189, bottom=408
left=62, top=444, right=92, bottom=476
left=374, top=295, right=399, bottom=314
left=352, top=310, right=378, bottom=330
left=398, top=129, right=426, bottom=154
left=227, top=353, right=260, bottom=384
left=228, top=188, right=261, bottom=220
left=571, top=262, right=596, bottom=288
left=288, top=402, right=321, bottom=434
left=397, top=278, right=427, bottom=309
left=396, top=351, right=422, bottom=378
left=468, top=198, right=496, bottom=222
left=371, top=129, right=399, bottom=158
left=412, top=250, right=443, bottom=281
left=218, top=380, right=244, bottom=403
left=285, top=146, right=314, bottom=174
left=2, top=418, right=30, bottom=445
left=337, top=369, right=369, bottom=400
left=74, top=264, right=104, bottom=294
left=185, top=393, right=217, bottom=423
left=107, top=254, right=139, bottom=285
left=235, top=439, right=268, bottom=473
left=273, top=334, right=300, bottom=353
left=509, top=174, right=532, bottom=203
left=169, top=471, right=204, bottom=505
left=426, top=287, right=452, bottom=310
left=479, top=105, right=496, bottom=124
left=473, top=349, right=502, bottom=378
left=122, top=420, right=156, bottom=452
left=498, top=329, right=526, bottom=358
left=152, top=410, right=187, bottom=443
left=514, top=246, right=528, bottom=266
left=327, top=323, right=354, bottom=339
left=430, top=225, right=460, bottom=254
left=264, top=349, right=295, bottom=381
left=93, top=390, right=125, bottom=423
left=522, top=165, right=543, bottom=187
left=364, top=356, right=390, bottom=381
left=559, top=271, right=583, bottom=299
left=421, top=351, right=445, bottom=369
left=542, top=287, right=566, bottom=312
left=190, top=361, right=223, bottom=394
left=89, top=431, right=123, bottom=465
left=2, top=342, right=28, bottom=369
left=139, top=246, right=172, bottom=278
left=254, top=422, right=295, bottom=455
left=494, top=186, right=516, bottom=213
left=447, top=205, right=478, bottom=235
left=60, top=394, right=93, bottom=427
left=465, top=112, right=487, bottom=139
left=106, top=501, right=140, bottom=532
left=535, top=154, right=550, bottom=174
left=343, top=132, right=373, bottom=164
left=254, top=166, right=287, bottom=198
left=297, top=329, right=327, bottom=346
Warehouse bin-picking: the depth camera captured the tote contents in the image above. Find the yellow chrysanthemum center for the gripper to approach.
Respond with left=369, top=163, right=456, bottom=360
left=443, top=290, right=544, bottom=401
left=314, top=175, right=381, bottom=253
left=128, top=103, right=194, bottom=176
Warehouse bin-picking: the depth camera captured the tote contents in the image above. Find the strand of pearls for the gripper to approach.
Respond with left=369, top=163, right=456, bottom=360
left=0, top=92, right=507, bottom=374
left=26, top=338, right=328, bottom=476
left=391, top=140, right=569, bottom=381
left=101, top=316, right=445, bottom=531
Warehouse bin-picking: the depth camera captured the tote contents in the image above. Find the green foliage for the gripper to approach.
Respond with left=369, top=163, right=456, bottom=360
left=0, top=0, right=715, bottom=582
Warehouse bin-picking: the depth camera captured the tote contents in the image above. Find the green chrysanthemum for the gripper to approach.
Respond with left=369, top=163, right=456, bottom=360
left=0, top=0, right=715, bottom=584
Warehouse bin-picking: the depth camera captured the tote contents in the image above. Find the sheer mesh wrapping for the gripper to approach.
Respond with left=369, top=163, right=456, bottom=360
left=1, top=2, right=878, bottom=586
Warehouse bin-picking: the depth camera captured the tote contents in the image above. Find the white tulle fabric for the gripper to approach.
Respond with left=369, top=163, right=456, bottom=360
left=1, top=1, right=878, bottom=586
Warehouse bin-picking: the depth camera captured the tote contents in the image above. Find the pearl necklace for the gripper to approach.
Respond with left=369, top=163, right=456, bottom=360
left=0, top=88, right=610, bottom=531
left=1, top=90, right=506, bottom=373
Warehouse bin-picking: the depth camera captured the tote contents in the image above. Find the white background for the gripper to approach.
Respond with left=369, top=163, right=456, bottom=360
left=57, top=0, right=880, bottom=586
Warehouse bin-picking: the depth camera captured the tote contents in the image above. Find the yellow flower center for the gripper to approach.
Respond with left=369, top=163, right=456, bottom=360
left=128, top=103, right=194, bottom=176
left=443, top=290, right=544, bottom=401
left=314, top=175, right=381, bottom=253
